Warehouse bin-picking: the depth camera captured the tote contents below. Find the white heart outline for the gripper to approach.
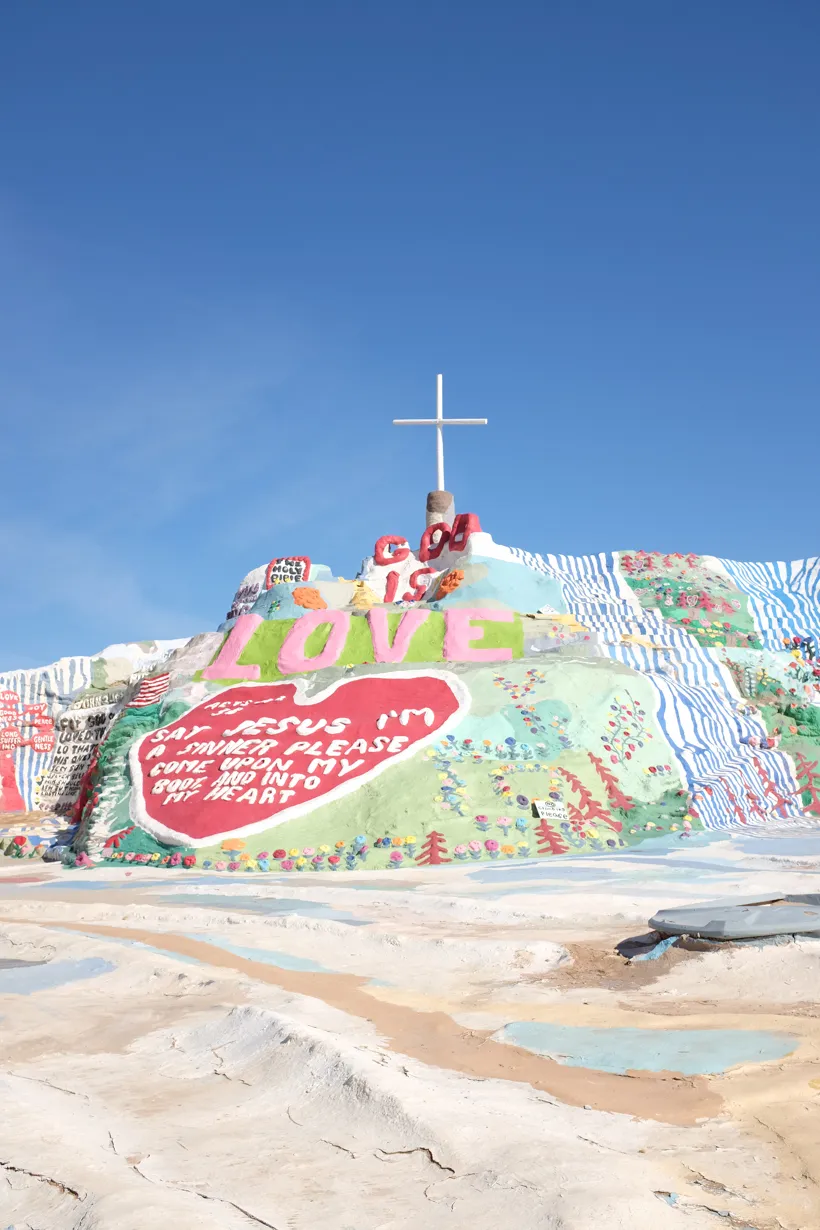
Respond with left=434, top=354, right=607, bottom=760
left=128, top=668, right=471, bottom=847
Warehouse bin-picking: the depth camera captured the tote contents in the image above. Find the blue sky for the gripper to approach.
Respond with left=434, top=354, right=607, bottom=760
left=1, top=2, right=818, bottom=668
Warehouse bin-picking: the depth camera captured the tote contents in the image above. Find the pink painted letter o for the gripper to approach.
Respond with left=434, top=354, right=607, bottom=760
left=278, top=610, right=350, bottom=674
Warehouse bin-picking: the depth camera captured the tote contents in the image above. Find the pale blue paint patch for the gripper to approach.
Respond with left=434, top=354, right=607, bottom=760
left=184, top=933, right=333, bottom=973
left=0, top=957, right=115, bottom=995
left=55, top=930, right=203, bottom=967
left=435, top=555, right=567, bottom=615
left=159, top=893, right=369, bottom=925
left=342, top=881, right=417, bottom=892
left=496, top=1021, right=796, bottom=1075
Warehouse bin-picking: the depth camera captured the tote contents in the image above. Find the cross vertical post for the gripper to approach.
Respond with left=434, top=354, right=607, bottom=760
left=436, top=372, right=444, bottom=491
left=393, top=374, right=487, bottom=495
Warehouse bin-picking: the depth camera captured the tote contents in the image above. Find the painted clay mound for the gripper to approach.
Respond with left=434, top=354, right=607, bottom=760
left=3, top=515, right=819, bottom=872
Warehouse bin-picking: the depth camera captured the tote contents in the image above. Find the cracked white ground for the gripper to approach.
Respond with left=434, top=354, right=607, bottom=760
left=1, top=832, right=818, bottom=1229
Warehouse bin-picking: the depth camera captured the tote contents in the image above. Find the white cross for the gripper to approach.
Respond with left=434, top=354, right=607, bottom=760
left=393, top=374, right=487, bottom=492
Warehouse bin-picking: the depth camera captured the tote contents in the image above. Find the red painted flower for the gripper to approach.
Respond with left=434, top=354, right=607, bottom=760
left=12, top=835, right=26, bottom=846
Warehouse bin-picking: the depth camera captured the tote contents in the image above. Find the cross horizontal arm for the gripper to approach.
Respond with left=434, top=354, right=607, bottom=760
left=392, top=418, right=488, bottom=425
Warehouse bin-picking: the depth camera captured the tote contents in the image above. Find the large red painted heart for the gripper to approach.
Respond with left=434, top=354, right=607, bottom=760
left=129, top=670, right=469, bottom=845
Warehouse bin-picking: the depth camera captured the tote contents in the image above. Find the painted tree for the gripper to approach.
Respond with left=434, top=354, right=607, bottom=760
left=557, top=766, right=622, bottom=832
left=534, top=818, right=568, bottom=856
left=752, top=756, right=790, bottom=818
left=793, top=752, right=820, bottom=816
left=0, top=691, right=55, bottom=814
left=416, top=830, right=451, bottom=865
left=587, top=752, right=635, bottom=812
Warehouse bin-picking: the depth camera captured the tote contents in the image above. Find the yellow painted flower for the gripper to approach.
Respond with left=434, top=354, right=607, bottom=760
left=289, top=847, right=300, bottom=857
left=318, top=844, right=330, bottom=854
left=586, top=828, right=598, bottom=839
left=405, top=835, right=416, bottom=844
left=150, top=852, right=161, bottom=862
left=517, top=840, right=528, bottom=849
left=295, top=857, right=307, bottom=868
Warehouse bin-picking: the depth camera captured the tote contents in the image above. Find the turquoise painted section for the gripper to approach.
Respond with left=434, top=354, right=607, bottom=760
left=496, top=1020, right=796, bottom=1075
left=184, top=933, right=332, bottom=973
left=0, top=957, right=115, bottom=995
left=251, top=583, right=305, bottom=620
left=435, top=556, right=567, bottom=615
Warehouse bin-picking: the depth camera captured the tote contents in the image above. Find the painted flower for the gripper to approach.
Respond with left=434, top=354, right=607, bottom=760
left=245, top=860, right=258, bottom=871
left=273, top=849, right=286, bottom=860
left=214, top=860, right=227, bottom=871
left=311, top=856, right=323, bottom=866
left=302, top=846, right=316, bottom=857
left=335, top=841, right=345, bottom=850
left=295, top=857, right=307, bottom=869
left=318, top=844, right=330, bottom=854
left=257, top=850, right=270, bottom=860
left=453, top=844, right=468, bottom=859
left=12, top=835, right=27, bottom=847
left=150, top=852, right=161, bottom=862
left=484, top=839, right=499, bottom=851
left=405, top=835, right=416, bottom=845
left=257, top=859, right=270, bottom=872
left=501, top=844, right=515, bottom=857
left=389, top=850, right=403, bottom=864
left=169, top=852, right=182, bottom=866
left=391, top=836, right=404, bottom=846
left=289, top=848, right=300, bottom=857
left=221, top=839, right=245, bottom=853
left=228, top=861, right=240, bottom=871
left=292, top=586, right=327, bottom=610
left=281, top=859, right=294, bottom=871
left=328, top=855, right=341, bottom=867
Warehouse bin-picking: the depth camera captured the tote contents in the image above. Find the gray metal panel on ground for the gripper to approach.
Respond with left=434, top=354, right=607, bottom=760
left=650, top=899, right=820, bottom=939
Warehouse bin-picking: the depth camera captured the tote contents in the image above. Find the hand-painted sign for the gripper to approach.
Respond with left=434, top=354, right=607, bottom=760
left=38, top=688, right=124, bottom=813
left=531, top=798, right=568, bottom=824
left=0, top=690, right=55, bottom=812
left=130, top=671, right=470, bottom=845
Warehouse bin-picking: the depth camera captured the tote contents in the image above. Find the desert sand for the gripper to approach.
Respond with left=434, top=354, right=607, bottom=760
left=2, top=827, right=819, bottom=1229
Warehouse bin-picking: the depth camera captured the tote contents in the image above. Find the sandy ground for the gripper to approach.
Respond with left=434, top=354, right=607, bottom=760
left=1, top=829, right=819, bottom=1228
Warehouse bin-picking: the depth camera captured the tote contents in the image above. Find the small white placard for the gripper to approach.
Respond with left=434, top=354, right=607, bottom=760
left=531, top=798, right=568, bottom=823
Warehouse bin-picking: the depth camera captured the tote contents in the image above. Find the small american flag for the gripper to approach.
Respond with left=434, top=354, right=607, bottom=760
left=128, top=673, right=171, bottom=708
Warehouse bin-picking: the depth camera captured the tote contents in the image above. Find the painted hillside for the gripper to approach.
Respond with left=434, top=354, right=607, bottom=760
left=2, top=513, right=819, bottom=871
